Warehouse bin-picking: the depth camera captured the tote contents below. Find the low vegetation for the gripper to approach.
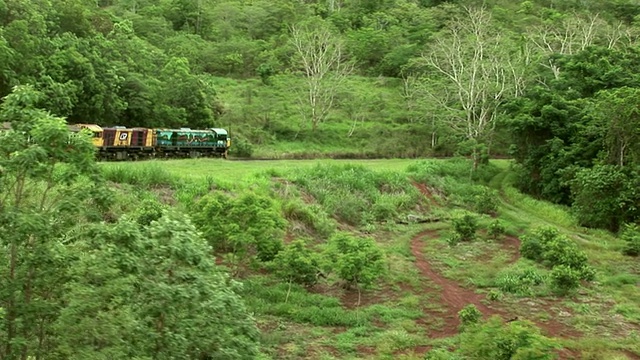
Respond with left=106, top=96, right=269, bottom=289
left=97, top=154, right=640, bottom=359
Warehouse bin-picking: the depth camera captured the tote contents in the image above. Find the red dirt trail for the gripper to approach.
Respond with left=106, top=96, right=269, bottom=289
left=410, top=229, right=579, bottom=339
left=408, top=182, right=588, bottom=359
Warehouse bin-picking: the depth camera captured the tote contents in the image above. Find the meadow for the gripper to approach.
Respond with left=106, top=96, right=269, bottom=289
left=102, top=157, right=640, bottom=360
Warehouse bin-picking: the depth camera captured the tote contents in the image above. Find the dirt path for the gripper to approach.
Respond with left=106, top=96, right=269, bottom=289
left=411, top=230, right=583, bottom=343
left=409, top=181, right=584, bottom=358
left=411, top=229, right=510, bottom=338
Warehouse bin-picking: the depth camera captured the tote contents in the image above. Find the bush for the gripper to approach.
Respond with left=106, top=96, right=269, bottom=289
left=621, top=224, right=640, bottom=256
left=549, top=265, right=581, bottom=295
left=520, top=226, right=560, bottom=262
left=291, top=164, right=420, bottom=227
left=191, top=191, right=286, bottom=262
left=474, top=187, right=499, bottom=215
left=458, top=304, right=483, bottom=330
left=458, top=316, right=560, bottom=360
left=229, top=135, right=254, bottom=158
left=324, top=232, right=386, bottom=290
left=271, top=240, right=321, bottom=287
left=447, top=232, right=463, bottom=246
left=520, top=226, right=593, bottom=281
left=425, top=348, right=462, bottom=360
left=452, top=211, right=478, bottom=241
left=496, top=264, right=545, bottom=296
left=488, top=219, right=506, bottom=240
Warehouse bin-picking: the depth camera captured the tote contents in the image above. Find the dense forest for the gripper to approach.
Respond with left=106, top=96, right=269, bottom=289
left=2, top=0, right=640, bottom=358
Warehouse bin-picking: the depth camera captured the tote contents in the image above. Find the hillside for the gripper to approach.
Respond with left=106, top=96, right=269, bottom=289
left=2, top=1, right=640, bottom=358
left=1, top=0, right=639, bottom=158
left=1, top=85, right=639, bottom=358
left=97, top=157, right=640, bottom=359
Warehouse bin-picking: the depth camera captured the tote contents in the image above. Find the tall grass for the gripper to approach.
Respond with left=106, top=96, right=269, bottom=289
left=500, top=185, right=577, bottom=229
left=101, top=163, right=178, bottom=187
left=288, top=164, right=422, bottom=226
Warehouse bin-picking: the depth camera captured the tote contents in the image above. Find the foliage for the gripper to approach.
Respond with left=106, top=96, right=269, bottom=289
left=0, top=85, right=259, bottom=359
left=451, top=211, right=479, bottom=242
left=191, top=190, right=287, bottom=262
left=488, top=219, right=506, bottom=240
left=520, top=226, right=594, bottom=282
left=570, top=165, right=640, bottom=232
left=496, top=263, right=546, bottom=296
left=458, top=304, right=483, bottom=329
left=458, top=317, right=560, bottom=360
left=549, top=265, right=581, bottom=295
left=291, top=164, right=420, bottom=226
left=474, top=187, right=499, bottom=215
left=324, top=232, right=386, bottom=290
left=0, top=85, right=104, bottom=359
left=620, top=223, right=640, bottom=257
left=229, top=134, right=254, bottom=158
left=56, top=211, right=260, bottom=359
left=271, top=239, right=321, bottom=286
left=505, top=46, right=640, bottom=230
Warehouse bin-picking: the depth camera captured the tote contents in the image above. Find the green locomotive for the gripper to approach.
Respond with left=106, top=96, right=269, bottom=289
left=72, top=124, right=231, bottom=160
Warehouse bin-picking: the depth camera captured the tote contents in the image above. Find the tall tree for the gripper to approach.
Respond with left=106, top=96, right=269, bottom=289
left=421, top=6, right=523, bottom=169
left=593, top=86, right=640, bottom=167
left=290, top=17, right=352, bottom=131
left=0, top=85, right=103, bottom=359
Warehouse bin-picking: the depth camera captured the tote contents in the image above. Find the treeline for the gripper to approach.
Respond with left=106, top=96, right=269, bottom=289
left=506, top=46, right=640, bottom=232
left=3, top=0, right=640, bottom=229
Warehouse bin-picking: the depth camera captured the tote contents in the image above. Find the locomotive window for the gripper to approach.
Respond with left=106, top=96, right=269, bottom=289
left=93, top=132, right=102, bottom=138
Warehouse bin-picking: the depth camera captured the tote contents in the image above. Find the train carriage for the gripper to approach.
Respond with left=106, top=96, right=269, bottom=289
left=154, top=127, right=229, bottom=159
left=74, top=124, right=230, bottom=160
left=1, top=122, right=231, bottom=160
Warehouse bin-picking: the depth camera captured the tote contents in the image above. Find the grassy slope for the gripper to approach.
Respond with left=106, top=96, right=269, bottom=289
left=210, top=75, right=459, bottom=159
left=104, top=158, right=640, bottom=359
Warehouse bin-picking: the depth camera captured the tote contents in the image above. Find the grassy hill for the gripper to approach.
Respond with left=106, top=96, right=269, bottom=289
left=102, top=158, right=640, bottom=359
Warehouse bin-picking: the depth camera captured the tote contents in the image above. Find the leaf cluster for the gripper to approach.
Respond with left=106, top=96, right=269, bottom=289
left=520, top=226, right=594, bottom=286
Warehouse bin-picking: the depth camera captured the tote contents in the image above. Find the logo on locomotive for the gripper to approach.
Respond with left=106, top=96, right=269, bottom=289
left=119, top=133, right=128, bottom=141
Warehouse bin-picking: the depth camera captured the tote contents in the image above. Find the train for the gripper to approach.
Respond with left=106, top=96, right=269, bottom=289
left=1, top=122, right=231, bottom=160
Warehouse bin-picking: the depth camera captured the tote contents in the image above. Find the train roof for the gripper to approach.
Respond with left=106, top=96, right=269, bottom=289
left=75, top=124, right=103, bottom=132
left=210, top=128, right=228, bottom=135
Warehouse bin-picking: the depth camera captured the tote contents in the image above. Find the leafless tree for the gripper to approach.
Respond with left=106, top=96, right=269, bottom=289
left=422, top=6, right=522, bottom=169
left=290, top=20, right=352, bottom=131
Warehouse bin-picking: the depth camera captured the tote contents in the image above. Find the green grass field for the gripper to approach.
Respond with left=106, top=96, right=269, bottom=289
left=100, top=158, right=427, bottom=182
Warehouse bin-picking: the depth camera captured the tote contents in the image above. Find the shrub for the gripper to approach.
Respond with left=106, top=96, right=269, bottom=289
left=621, top=224, right=640, bottom=256
left=229, top=135, right=254, bottom=158
left=425, top=348, right=462, bottom=360
left=191, top=191, right=286, bottom=262
left=520, top=226, right=593, bottom=281
left=324, top=232, right=386, bottom=291
left=271, top=240, right=321, bottom=287
left=520, top=226, right=560, bottom=262
left=487, top=289, right=503, bottom=301
left=134, top=197, right=166, bottom=226
left=447, top=232, right=463, bottom=246
left=488, top=219, right=506, bottom=240
left=291, top=164, right=420, bottom=227
left=474, top=187, right=499, bottom=215
left=452, top=211, right=478, bottom=241
left=459, top=317, right=560, bottom=360
left=458, top=304, right=483, bottom=330
left=496, top=265, right=545, bottom=296
left=549, top=265, right=581, bottom=295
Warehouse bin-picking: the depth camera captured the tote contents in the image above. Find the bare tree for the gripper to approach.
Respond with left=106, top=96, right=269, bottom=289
left=422, top=6, right=523, bottom=169
left=290, top=19, right=352, bottom=131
